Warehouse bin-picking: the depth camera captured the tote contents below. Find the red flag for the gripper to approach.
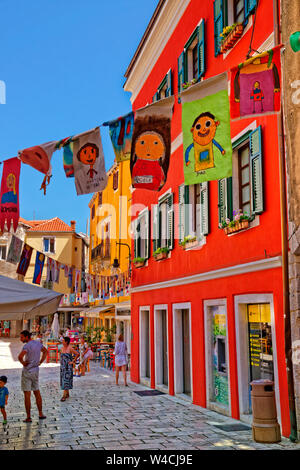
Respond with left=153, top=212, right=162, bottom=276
left=0, top=157, right=21, bottom=232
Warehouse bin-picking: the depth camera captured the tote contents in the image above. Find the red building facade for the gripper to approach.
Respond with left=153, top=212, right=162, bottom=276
left=124, top=0, right=290, bottom=436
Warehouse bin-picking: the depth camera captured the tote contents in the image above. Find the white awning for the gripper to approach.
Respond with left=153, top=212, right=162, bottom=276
left=0, top=275, right=63, bottom=321
left=83, top=304, right=115, bottom=318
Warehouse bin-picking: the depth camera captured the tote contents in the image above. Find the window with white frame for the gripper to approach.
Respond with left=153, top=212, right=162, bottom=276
left=153, top=70, right=173, bottom=102
left=178, top=20, right=205, bottom=93
left=218, top=126, right=263, bottom=226
left=214, top=0, right=257, bottom=55
left=133, top=209, right=150, bottom=261
left=178, top=182, right=209, bottom=243
left=0, top=245, right=7, bottom=260
left=43, top=237, right=55, bottom=254
left=153, top=192, right=174, bottom=252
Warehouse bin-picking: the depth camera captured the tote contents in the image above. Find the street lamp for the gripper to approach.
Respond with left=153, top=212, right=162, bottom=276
left=112, top=242, right=131, bottom=275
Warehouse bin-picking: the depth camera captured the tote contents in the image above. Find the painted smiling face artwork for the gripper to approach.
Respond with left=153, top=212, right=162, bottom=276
left=77, top=143, right=99, bottom=179
left=186, top=112, right=225, bottom=173
left=135, top=131, right=166, bottom=161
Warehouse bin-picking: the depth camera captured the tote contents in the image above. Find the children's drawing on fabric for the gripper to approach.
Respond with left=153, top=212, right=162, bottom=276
left=130, top=97, right=174, bottom=191
left=182, top=85, right=232, bottom=185
left=16, top=244, right=33, bottom=276
left=57, top=137, right=74, bottom=178
left=231, top=45, right=282, bottom=119
left=68, top=267, right=73, bottom=289
left=33, top=251, right=45, bottom=285
left=6, top=235, right=23, bottom=264
left=185, top=112, right=226, bottom=173
left=72, top=127, right=107, bottom=195
left=46, top=257, right=55, bottom=283
left=104, top=112, right=134, bottom=163
left=0, top=157, right=21, bottom=232
left=54, top=261, right=61, bottom=283
left=18, top=141, right=58, bottom=194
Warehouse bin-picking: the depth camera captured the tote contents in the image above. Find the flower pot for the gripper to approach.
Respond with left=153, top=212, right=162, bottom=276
left=154, top=251, right=168, bottom=261
left=241, top=220, right=249, bottom=229
left=221, top=24, right=244, bottom=52
left=134, top=261, right=145, bottom=268
left=183, top=240, right=198, bottom=250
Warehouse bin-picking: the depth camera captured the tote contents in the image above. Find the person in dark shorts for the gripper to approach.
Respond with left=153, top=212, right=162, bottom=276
left=18, top=330, right=48, bottom=423
left=0, top=375, right=9, bottom=425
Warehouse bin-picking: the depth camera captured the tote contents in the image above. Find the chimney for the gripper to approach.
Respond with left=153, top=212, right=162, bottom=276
left=70, top=220, right=76, bottom=231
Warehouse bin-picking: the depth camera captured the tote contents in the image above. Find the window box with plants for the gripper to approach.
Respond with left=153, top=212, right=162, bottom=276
left=133, top=257, right=146, bottom=268
left=219, top=210, right=251, bottom=235
left=179, top=235, right=198, bottom=250
left=153, top=246, right=170, bottom=261
left=220, top=23, right=244, bottom=53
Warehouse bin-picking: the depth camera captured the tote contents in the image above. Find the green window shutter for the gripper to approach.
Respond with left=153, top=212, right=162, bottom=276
left=152, top=205, right=159, bottom=252
left=218, top=178, right=227, bottom=224
left=167, top=193, right=174, bottom=250
left=218, top=178, right=232, bottom=224
left=214, top=0, right=224, bottom=56
left=153, top=92, right=159, bottom=102
left=250, top=126, right=263, bottom=214
left=197, top=20, right=205, bottom=79
left=178, top=185, right=185, bottom=243
left=184, top=185, right=190, bottom=237
left=144, top=209, right=150, bottom=260
left=165, top=69, right=173, bottom=97
left=245, top=0, right=257, bottom=22
left=200, top=182, right=209, bottom=236
left=178, top=51, right=185, bottom=94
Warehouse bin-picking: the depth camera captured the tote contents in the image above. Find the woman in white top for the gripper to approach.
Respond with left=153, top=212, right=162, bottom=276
left=114, top=334, right=128, bottom=386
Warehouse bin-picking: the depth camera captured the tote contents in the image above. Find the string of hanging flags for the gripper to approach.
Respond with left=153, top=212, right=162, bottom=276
left=0, top=46, right=283, bottom=234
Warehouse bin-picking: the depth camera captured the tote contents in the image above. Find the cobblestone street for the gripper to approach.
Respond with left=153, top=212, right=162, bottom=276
left=0, top=338, right=300, bottom=451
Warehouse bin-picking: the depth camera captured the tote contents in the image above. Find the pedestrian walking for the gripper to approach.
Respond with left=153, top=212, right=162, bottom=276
left=60, top=337, right=79, bottom=401
left=0, top=375, right=9, bottom=425
left=81, top=342, right=94, bottom=375
left=78, top=336, right=88, bottom=376
left=18, top=330, right=48, bottom=423
left=114, top=334, right=128, bottom=386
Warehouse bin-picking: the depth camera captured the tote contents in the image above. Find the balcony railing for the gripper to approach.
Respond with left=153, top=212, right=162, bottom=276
left=91, top=242, right=110, bottom=262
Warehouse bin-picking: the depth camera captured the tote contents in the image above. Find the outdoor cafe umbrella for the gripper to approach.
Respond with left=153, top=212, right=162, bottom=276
left=51, top=312, right=60, bottom=339
left=0, top=274, right=63, bottom=320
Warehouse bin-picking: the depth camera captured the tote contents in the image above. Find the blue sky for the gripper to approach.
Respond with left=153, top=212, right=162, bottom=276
left=0, top=0, right=158, bottom=233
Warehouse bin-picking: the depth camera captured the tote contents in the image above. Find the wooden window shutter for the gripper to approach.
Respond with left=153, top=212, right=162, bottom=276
left=113, top=171, right=119, bottom=190
left=218, top=178, right=233, bottom=224
left=165, top=69, right=173, bottom=97
left=250, top=126, right=264, bottom=214
left=178, top=185, right=185, bottom=243
left=167, top=193, right=174, bottom=250
left=153, top=92, right=159, bottom=103
left=152, top=205, right=159, bottom=253
left=245, top=0, right=257, bottom=22
left=214, top=0, right=225, bottom=56
left=177, top=51, right=185, bottom=94
left=144, top=209, right=150, bottom=260
left=184, top=185, right=189, bottom=238
left=200, top=182, right=209, bottom=235
left=197, top=19, right=205, bottom=79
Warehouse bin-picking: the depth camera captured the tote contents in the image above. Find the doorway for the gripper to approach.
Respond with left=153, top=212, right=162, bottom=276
left=154, top=307, right=168, bottom=388
left=140, top=308, right=150, bottom=380
left=173, top=304, right=192, bottom=397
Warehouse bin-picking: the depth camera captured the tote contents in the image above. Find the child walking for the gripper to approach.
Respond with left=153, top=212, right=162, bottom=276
left=0, top=376, right=9, bottom=425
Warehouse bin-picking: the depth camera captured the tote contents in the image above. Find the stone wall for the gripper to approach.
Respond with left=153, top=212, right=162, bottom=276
left=281, top=0, right=300, bottom=437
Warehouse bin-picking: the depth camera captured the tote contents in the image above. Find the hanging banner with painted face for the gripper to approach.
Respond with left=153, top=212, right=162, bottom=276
left=72, top=127, right=107, bottom=195
left=46, top=257, right=56, bottom=283
left=16, top=243, right=33, bottom=276
left=0, top=157, right=21, bottom=232
left=230, top=45, right=283, bottom=119
left=103, top=112, right=134, bottom=162
left=130, top=96, right=174, bottom=191
left=6, top=235, right=23, bottom=264
left=18, top=141, right=58, bottom=194
left=181, top=73, right=232, bottom=185
left=33, top=251, right=45, bottom=285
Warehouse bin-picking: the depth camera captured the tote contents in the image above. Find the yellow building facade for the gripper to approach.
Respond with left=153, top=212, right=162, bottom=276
left=87, top=159, right=132, bottom=350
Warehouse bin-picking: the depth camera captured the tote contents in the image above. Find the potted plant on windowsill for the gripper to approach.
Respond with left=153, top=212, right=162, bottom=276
left=219, top=210, right=251, bottom=235
left=153, top=246, right=170, bottom=261
left=182, top=78, right=197, bottom=90
left=133, top=257, right=146, bottom=268
left=220, top=23, right=244, bottom=53
left=179, top=235, right=198, bottom=250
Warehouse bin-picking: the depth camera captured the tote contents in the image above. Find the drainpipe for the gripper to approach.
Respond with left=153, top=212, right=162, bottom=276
left=274, top=0, right=298, bottom=441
